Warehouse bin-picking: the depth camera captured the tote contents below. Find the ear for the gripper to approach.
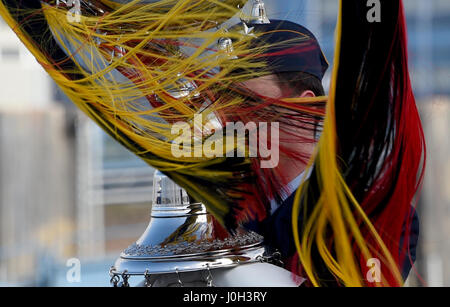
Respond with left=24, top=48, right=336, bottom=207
left=300, top=90, right=316, bottom=98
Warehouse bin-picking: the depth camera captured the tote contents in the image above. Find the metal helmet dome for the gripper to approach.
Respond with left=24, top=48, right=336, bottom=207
left=110, top=170, right=265, bottom=286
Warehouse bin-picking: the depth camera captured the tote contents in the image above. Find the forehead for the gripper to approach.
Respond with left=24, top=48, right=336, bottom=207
left=239, top=74, right=284, bottom=99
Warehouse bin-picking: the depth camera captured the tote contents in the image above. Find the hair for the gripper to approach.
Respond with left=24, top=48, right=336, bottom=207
left=274, top=71, right=325, bottom=140
left=275, top=71, right=325, bottom=97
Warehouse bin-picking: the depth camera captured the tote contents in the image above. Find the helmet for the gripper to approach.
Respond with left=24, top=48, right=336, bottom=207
left=110, top=170, right=266, bottom=287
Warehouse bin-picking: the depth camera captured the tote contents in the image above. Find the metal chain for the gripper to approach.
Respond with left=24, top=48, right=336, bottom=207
left=257, top=251, right=284, bottom=267
left=144, top=269, right=152, bottom=287
left=109, top=267, right=131, bottom=287
left=203, top=264, right=214, bottom=287
left=175, top=268, right=184, bottom=287
left=110, top=275, right=120, bottom=287
left=119, top=270, right=130, bottom=287
left=109, top=266, right=120, bottom=287
left=270, top=251, right=284, bottom=267
left=110, top=254, right=283, bottom=288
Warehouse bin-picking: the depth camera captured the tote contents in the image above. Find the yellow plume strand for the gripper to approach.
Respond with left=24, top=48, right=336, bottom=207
left=292, top=0, right=403, bottom=287
left=0, top=1, right=331, bottom=227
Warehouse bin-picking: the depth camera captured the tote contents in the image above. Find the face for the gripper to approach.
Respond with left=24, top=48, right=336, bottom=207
left=239, top=74, right=317, bottom=184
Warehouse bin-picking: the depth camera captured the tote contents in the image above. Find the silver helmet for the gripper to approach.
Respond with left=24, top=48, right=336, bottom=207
left=110, top=170, right=265, bottom=287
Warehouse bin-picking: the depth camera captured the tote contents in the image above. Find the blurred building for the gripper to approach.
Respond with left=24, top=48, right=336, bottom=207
left=0, top=16, right=153, bottom=285
left=420, top=98, right=450, bottom=287
left=0, top=16, right=52, bottom=109
left=0, top=16, right=70, bottom=284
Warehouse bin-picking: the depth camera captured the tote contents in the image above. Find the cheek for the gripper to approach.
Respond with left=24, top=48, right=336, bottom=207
left=279, top=126, right=317, bottom=151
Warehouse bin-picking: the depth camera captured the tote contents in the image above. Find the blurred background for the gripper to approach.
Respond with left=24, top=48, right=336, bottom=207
left=0, top=0, right=448, bottom=286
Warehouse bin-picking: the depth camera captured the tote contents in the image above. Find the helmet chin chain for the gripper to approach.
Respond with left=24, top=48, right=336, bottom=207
left=109, top=251, right=284, bottom=287
left=108, top=170, right=282, bottom=287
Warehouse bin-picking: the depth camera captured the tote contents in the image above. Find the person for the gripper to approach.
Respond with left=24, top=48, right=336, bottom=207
left=232, top=19, right=419, bottom=286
